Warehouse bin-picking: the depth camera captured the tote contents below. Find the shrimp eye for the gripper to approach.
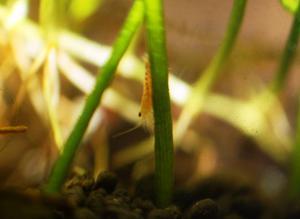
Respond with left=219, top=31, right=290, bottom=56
left=138, top=112, right=142, bottom=117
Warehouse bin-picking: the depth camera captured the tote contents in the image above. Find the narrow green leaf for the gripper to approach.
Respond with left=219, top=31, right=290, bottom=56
left=44, top=0, right=144, bottom=193
left=39, top=0, right=69, bottom=41
left=174, top=0, right=247, bottom=144
left=69, top=0, right=103, bottom=22
left=144, top=0, right=174, bottom=207
left=280, top=0, right=299, bottom=13
left=272, top=3, right=300, bottom=92
left=290, top=94, right=300, bottom=199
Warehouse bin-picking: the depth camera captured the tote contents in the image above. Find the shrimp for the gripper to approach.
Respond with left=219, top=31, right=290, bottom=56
left=113, top=60, right=154, bottom=137
left=138, top=60, right=154, bottom=132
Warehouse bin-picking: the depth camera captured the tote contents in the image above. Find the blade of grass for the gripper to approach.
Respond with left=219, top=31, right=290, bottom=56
left=271, top=3, right=300, bottom=93
left=69, top=0, right=103, bottom=23
left=285, top=7, right=300, bottom=193
left=39, top=0, right=69, bottom=42
left=44, top=0, right=144, bottom=193
left=39, top=0, right=68, bottom=149
left=4, top=0, right=28, bottom=30
left=174, top=0, right=247, bottom=144
left=143, top=0, right=174, bottom=207
left=43, top=47, right=63, bottom=150
left=10, top=47, right=48, bottom=119
left=290, top=94, right=300, bottom=199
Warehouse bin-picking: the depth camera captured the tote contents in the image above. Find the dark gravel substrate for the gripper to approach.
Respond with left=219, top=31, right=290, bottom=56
left=0, top=171, right=299, bottom=219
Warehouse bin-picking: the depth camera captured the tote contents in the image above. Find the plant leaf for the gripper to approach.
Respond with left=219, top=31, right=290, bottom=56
left=43, top=47, right=63, bottom=151
left=280, top=0, right=300, bottom=13
left=69, top=0, right=102, bottom=22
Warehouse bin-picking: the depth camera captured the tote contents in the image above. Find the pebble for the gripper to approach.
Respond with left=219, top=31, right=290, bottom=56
left=94, top=171, right=118, bottom=193
left=85, top=189, right=106, bottom=215
left=73, top=208, right=98, bottom=219
left=101, top=206, right=142, bottom=219
left=63, top=186, right=86, bottom=207
left=185, top=198, right=220, bottom=219
left=81, top=177, right=95, bottom=194
left=132, top=197, right=155, bottom=216
left=230, top=195, right=263, bottom=219
left=147, top=206, right=181, bottom=219
left=224, top=213, right=244, bottom=219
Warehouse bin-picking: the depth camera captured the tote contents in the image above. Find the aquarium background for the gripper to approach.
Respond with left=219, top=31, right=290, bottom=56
left=0, top=0, right=298, bottom=200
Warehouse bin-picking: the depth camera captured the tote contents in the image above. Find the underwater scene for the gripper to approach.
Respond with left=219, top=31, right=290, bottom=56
left=0, top=0, right=299, bottom=218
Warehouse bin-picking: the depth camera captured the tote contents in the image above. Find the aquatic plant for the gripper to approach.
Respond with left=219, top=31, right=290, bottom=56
left=44, top=0, right=144, bottom=193
left=143, top=0, right=174, bottom=206
left=0, top=0, right=299, bottom=209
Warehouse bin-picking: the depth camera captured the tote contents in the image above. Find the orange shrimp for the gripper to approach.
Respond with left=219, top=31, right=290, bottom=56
left=113, top=60, right=154, bottom=138
left=138, top=60, right=154, bottom=132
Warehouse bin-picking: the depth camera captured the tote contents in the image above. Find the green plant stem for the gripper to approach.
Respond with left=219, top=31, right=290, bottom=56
left=197, top=0, right=247, bottom=88
left=175, top=0, right=247, bottom=143
left=271, top=4, right=300, bottom=93
left=44, top=0, right=144, bottom=193
left=290, top=94, right=300, bottom=199
left=143, top=0, right=174, bottom=207
left=286, top=5, right=300, bottom=200
left=39, top=0, right=69, bottom=41
left=279, top=3, right=300, bottom=199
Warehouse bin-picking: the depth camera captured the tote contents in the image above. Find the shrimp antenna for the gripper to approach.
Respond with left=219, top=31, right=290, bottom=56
left=112, top=123, right=142, bottom=138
